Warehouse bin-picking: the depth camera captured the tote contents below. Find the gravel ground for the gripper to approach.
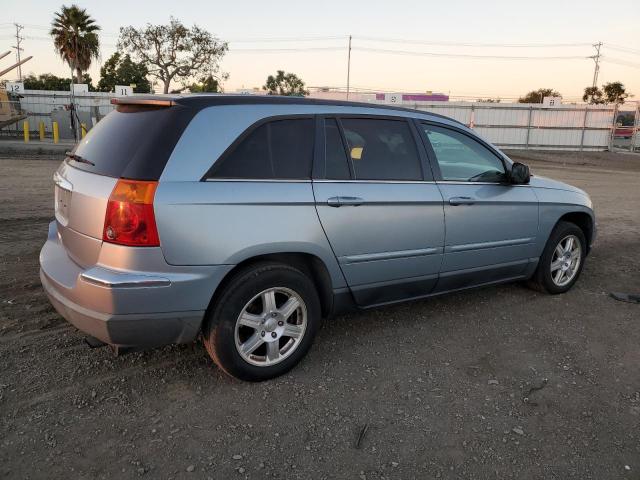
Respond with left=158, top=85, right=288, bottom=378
left=1, top=151, right=639, bottom=480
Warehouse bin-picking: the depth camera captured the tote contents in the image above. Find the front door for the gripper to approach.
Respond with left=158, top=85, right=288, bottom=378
left=418, top=122, right=539, bottom=292
left=313, top=116, right=445, bottom=306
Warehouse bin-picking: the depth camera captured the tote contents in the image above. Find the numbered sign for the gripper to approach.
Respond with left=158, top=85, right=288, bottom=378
left=115, top=85, right=133, bottom=96
left=385, top=93, right=402, bottom=104
left=543, top=96, right=562, bottom=107
left=6, top=82, right=24, bottom=94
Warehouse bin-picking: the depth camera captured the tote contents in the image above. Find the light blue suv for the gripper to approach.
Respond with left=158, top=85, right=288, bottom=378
left=40, top=95, right=595, bottom=380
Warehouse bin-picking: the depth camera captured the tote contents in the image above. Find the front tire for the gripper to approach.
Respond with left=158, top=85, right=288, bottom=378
left=203, top=262, right=321, bottom=381
left=528, top=221, right=586, bottom=294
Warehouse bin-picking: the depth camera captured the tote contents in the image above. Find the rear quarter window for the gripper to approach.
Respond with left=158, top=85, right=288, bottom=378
left=69, top=104, right=195, bottom=180
left=205, top=118, right=315, bottom=180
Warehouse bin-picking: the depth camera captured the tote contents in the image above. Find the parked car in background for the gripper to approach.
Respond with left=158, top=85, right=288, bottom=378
left=614, top=125, right=634, bottom=139
left=40, top=95, right=596, bottom=381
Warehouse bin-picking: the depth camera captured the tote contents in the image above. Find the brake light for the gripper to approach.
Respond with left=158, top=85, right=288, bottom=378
left=103, top=180, right=160, bottom=247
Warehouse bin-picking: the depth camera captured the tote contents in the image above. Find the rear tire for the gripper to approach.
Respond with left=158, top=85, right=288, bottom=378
left=203, top=262, right=321, bottom=381
left=528, top=221, right=586, bottom=294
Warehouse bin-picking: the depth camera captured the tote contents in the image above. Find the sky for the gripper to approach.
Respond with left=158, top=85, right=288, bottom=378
left=2, top=0, right=639, bottom=101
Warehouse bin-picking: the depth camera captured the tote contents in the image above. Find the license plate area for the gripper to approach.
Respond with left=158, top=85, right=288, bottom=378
left=55, top=185, right=72, bottom=226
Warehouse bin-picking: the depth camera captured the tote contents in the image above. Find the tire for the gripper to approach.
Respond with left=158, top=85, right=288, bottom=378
left=528, top=221, right=587, bottom=294
left=203, top=262, right=321, bottom=381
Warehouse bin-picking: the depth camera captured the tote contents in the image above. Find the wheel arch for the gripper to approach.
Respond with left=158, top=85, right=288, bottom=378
left=556, top=211, right=594, bottom=253
left=205, top=252, right=336, bottom=321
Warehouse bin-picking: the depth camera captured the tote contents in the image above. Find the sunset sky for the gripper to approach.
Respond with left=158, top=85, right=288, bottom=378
left=2, top=0, right=639, bottom=101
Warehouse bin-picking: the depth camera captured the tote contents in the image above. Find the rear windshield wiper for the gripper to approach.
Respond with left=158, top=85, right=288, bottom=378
left=65, top=151, right=95, bottom=166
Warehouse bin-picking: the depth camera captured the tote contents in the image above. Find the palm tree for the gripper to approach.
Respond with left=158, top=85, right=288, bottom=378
left=50, top=5, right=100, bottom=83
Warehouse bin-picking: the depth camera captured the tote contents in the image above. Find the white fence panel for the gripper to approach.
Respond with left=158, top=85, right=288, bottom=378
left=3, top=91, right=626, bottom=151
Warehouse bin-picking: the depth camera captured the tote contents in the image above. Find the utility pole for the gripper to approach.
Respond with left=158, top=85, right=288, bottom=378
left=12, top=24, right=24, bottom=81
left=589, top=41, right=602, bottom=89
left=346, top=35, right=352, bottom=100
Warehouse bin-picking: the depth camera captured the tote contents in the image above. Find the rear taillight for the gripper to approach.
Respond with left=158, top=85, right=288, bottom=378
left=103, top=179, right=160, bottom=247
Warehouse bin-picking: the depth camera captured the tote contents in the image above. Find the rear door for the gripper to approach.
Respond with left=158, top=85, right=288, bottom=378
left=313, top=116, right=445, bottom=306
left=418, top=122, right=539, bottom=291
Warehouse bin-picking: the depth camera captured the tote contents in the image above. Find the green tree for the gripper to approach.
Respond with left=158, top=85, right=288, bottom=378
left=263, top=70, right=309, bottom=96
left=97, top=52, right=151, bottom=93
left=582, top=86, right=605, bottom=104
left=50, top=4, right=100, bottom=83
left=23, top=73, right=94, bottom=91
left=518, top=88, right=561, bottom=104
left=603, top=81, right=631, bottom=105
left=186, top=75, right=221, bottom=93
left=118, top=17, right=228, bottom=94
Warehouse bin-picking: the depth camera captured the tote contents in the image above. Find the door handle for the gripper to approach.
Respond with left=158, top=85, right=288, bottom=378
left=327, top=196, right=364, bottom=207
left=449, top=196, right=475, bottom=206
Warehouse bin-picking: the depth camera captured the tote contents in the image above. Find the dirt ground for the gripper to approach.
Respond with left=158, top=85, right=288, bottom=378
left=1, top=151, right=639, bottom=480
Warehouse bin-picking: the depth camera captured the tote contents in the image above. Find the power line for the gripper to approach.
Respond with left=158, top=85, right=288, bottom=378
left=604, top=44, right=640, bottom=56
left=227, top=35, right=346, bottom=43
left=355, top=36, right=592, bottom=48
left=351, top=46, right=587, bottom=60
left=602, top=57, right=640, bottom=69
left=229, top=46, right=345, bottom=53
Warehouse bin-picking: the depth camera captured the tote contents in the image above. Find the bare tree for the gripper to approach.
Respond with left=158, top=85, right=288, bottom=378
left=118, top=17, right=228, bottom=94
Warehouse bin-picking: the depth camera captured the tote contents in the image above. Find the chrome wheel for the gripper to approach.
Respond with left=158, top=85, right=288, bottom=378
left=234, top=287, right=307, bottom=367
left=550, top=234, right=582, bottom=287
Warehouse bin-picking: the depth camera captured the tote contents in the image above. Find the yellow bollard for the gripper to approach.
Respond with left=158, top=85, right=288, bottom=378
left=39, top=121, right=45, bottom=141
left=23, top=121, right=29, bottom=143
left=52, top=121, right=59, bottom=144
left=80, top=123, right=87, bottom=139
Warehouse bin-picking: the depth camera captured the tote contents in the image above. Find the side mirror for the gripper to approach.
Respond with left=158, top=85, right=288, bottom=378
left=509, top=162, right=530, bottom=184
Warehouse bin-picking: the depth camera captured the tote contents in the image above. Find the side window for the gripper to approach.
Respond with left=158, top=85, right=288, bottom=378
left=339, top=118, right=422, bottom=181
left=209, top=118, right=314, bottom=179
left=422, top=124, right=506, bottom=182
left=324, top=118, right=351, bottom=180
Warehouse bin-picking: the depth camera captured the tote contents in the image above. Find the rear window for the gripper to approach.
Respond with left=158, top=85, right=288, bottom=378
left=206, top=118, right=314, bottom=180
left=69, top=104, right=195, bottom=180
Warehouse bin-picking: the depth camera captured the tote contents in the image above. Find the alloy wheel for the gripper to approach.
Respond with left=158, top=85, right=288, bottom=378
left=550, top=234, right=582, bottom=287
left=234, top=287, right=307, bottom=366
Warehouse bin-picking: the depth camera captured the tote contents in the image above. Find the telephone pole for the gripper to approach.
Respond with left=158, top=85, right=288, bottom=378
left=346, top=35, right=352, bottom=100
left=589, top=41, right=602, bottom=89
left=12, top=23, right=24, bottom=81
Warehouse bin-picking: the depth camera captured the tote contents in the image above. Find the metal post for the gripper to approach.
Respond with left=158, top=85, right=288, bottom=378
left=39, top=121, right=45, bottom=141
left=525, top=106, right=533, bottom=149
left=53, top=122, right=59, bottom=144
left=590, top=42, right=602, bottom=89
left=23, top=120, right=29, bottom=143
left=12, top=24, right=24, bottom=81
left=632, top=103, right=640, bottom=152
left=346, top=35, right=352, bottom=101
left=579, top=106, right=589, bottom=151
left=69, top=65, right=79, bottom=142
left=608, top=103, right=619, bottom=151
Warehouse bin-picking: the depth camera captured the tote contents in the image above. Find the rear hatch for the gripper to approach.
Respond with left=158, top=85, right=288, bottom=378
left=53, top=98, right=196, bottom=267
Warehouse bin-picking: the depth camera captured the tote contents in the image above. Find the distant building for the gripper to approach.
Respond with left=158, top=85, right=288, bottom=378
left=374, top=92, right=449, bottom=104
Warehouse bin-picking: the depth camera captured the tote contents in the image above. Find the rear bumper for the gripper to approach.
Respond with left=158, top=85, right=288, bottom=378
left=40, top=221, right=233, bottom=349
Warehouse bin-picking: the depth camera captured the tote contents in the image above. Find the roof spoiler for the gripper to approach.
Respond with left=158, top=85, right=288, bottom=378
left=110, top=97, right=175, bottom=107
